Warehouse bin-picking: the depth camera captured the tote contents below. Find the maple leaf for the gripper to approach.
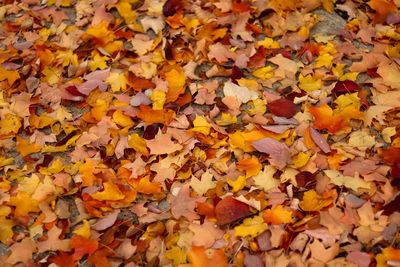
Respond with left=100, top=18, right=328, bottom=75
left=106, top=71, right=127, bottom=92
left=299, top=189, right=336, bottom=211
left=215, top=196, right=251, bottom=225
left=165, top=65, right=186, bottom=102
left=267, top=99, right=300, bottom=118
left=368, top=0, right=397, bottom=23
left=189, top=220, right=223, bottom=248
left=0, top=216, right=14, bottom=244
left=0, top=66, right=20, bottom=85
left=71, top=235, right=98, bottom=260
left=263, top=205, right=293, bottom=225
left=252, top=165, right=279, bottom=192
left=0, top=113, right=21, bottom=135
left=145, top=130, right=183, bottom=155
left=38, top=226, right=71, bottom=253
left=309, top=104, right=344, bottom=133
left=188, top=246, right=228, bottom=267
left=234, top=216, right=268, bottom=238
left=237, top=156, right=262, bottom=178
left=192, top=115, right=211, bottom=135
left=223, top=81, right=258, bottom=104
left=190, top=171, right=216, bottom=196
left=73, top=220, right=91, bottom=239
left=6, top=238, right=37, bottom=265
left=9, top=191, right=40, bottom=217
left=298, top=74, right=322, bottom=92
left=171, top=184, right=202, bottom=220
left=91, top=182, right=125, bottom=201
left=252, top=138, right=291, bottom=169
left=324, top=170, right=371, bottom=192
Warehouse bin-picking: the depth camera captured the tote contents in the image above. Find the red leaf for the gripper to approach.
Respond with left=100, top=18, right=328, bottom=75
left=48, top=252, right=75, bottom=267
left=383, top=194, right=400, bottom=215
left=66, top=85, right=86, bottom=97
left=163, top=0, right=184, bottom=17
left=215, top=196, right=251, bottom=225
left=71, top=235, right=99, bottom=260
left=332, top=80, right=360, bottom=94
left=231, top=66, right=244, bottom=83
left=267, top=98, right=300, bottom=118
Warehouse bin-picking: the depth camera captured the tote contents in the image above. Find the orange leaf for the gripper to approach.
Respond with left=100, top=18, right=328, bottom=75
left=188, top=246, right=228, bottom=267
left=368, top=0, right=397, bottom=23
left=48, top=252, right=75, bottom=267
left=309, top=104, right=344, bottom=133
left=237, top=156, right=262, bottom=177
left=136, top=105, right=175, bottom=125
left=71, top=235, right=98, bottom=260
left=263, top=205, right=293, bottom=224
left=136, top=176, right=162, bottom=194
left=16, top=136, right=42, bottom=157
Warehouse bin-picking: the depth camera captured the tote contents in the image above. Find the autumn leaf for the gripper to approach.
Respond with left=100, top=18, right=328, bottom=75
left=299, top=189, right=336, bottom=211
left=215, top=196, right=251, bottom=225
left=309, top=104, right=344, bottom=133
left=234, top=216, right=268, bottom=238
left=368, top=0, right=397, bottom=23
left=91, top=181, right=125, bottom=201
left=263, top=205, right=293, bottom=225
left=188, top=246, right=228, bottom=267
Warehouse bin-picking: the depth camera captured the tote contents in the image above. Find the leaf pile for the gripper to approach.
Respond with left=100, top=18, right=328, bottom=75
left=0, top=0, right=400, bottom=266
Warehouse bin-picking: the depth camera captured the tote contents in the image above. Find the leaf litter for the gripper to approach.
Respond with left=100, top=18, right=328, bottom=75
left=0, top=0, right=400, bottom=266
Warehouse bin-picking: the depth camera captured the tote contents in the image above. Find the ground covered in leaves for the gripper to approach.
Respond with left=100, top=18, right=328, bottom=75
left=0, top=0, right=400, bottom=266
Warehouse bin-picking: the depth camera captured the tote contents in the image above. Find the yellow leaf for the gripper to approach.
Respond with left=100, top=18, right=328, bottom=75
left=339, top=72, right=359, bottom=81
left=299, top=189, right=335, bottom=211
left=115, top=0, right=137, bottom=24
left=0, top=113, right=21, bottom=135
left=9, top=191, right=40, bottom=217
left=322, top=0, right=336, bottom=13
left=190, top=171, right=216, bottom=196
left=247, top=99, right=266, bottom=116
left=298, top=74, right=322, bottom=92
left=215, top=112, right=237, bottom=126
left=56, top=50, right=78, bottom=67
left=73, top=220, right=91, bottom=239
left=16, top=136, right=41, bottom=157
left=0, top=67, right=20, bottom=86
left=150, top=90, right=166, bottom=110
left=237, top=157, right=262, bottom=178
left=376, top=247, right=400, bottom=267
left=348, top=130, right=375, bottom=149
left=192, top=115, right=211, bottom=135
left=252, top=66, right=274, bottom=80
left=42, top=67, right=60, bottom=85
left=252, top=165, right=279, bottom=192
left=165, top=246, right=187, bottom=265
left=0, top=206, right=11, bottom=217
left=292, top=151, right=313, bottom=168
left=234, top=216, right=268, bottom=238
left=128, top=133, right=149, bottom=156
left=0, top=216, right=14, bottom=244
left=86, top=21, right=114, bottom=45
left=165, top=66, right=186, bottom=102
left=263, top=205, right=293, bottom=224
left=39, top=158, right=64, bottom=175
left=88, top=53, right=109, bottom=71
left=315, top=53, right=333, bottom=68
left=324, top=170, right=371, bottom=192
left=91, top=99, right=108, bottom=121
left=0, top=157, right=13, bottom=168
left=113, top=110, right=134, bottom=128
left=237, top=78, right=260, bottom=91
left=382, top=127, right=396, bottom=143
left=106, top=72, right=127, bottom=92
left=91, top=182, right=125, bottom=201
left=256, top=37, right=280, bottom=49
left=227, top=175, right=247, bottom=192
